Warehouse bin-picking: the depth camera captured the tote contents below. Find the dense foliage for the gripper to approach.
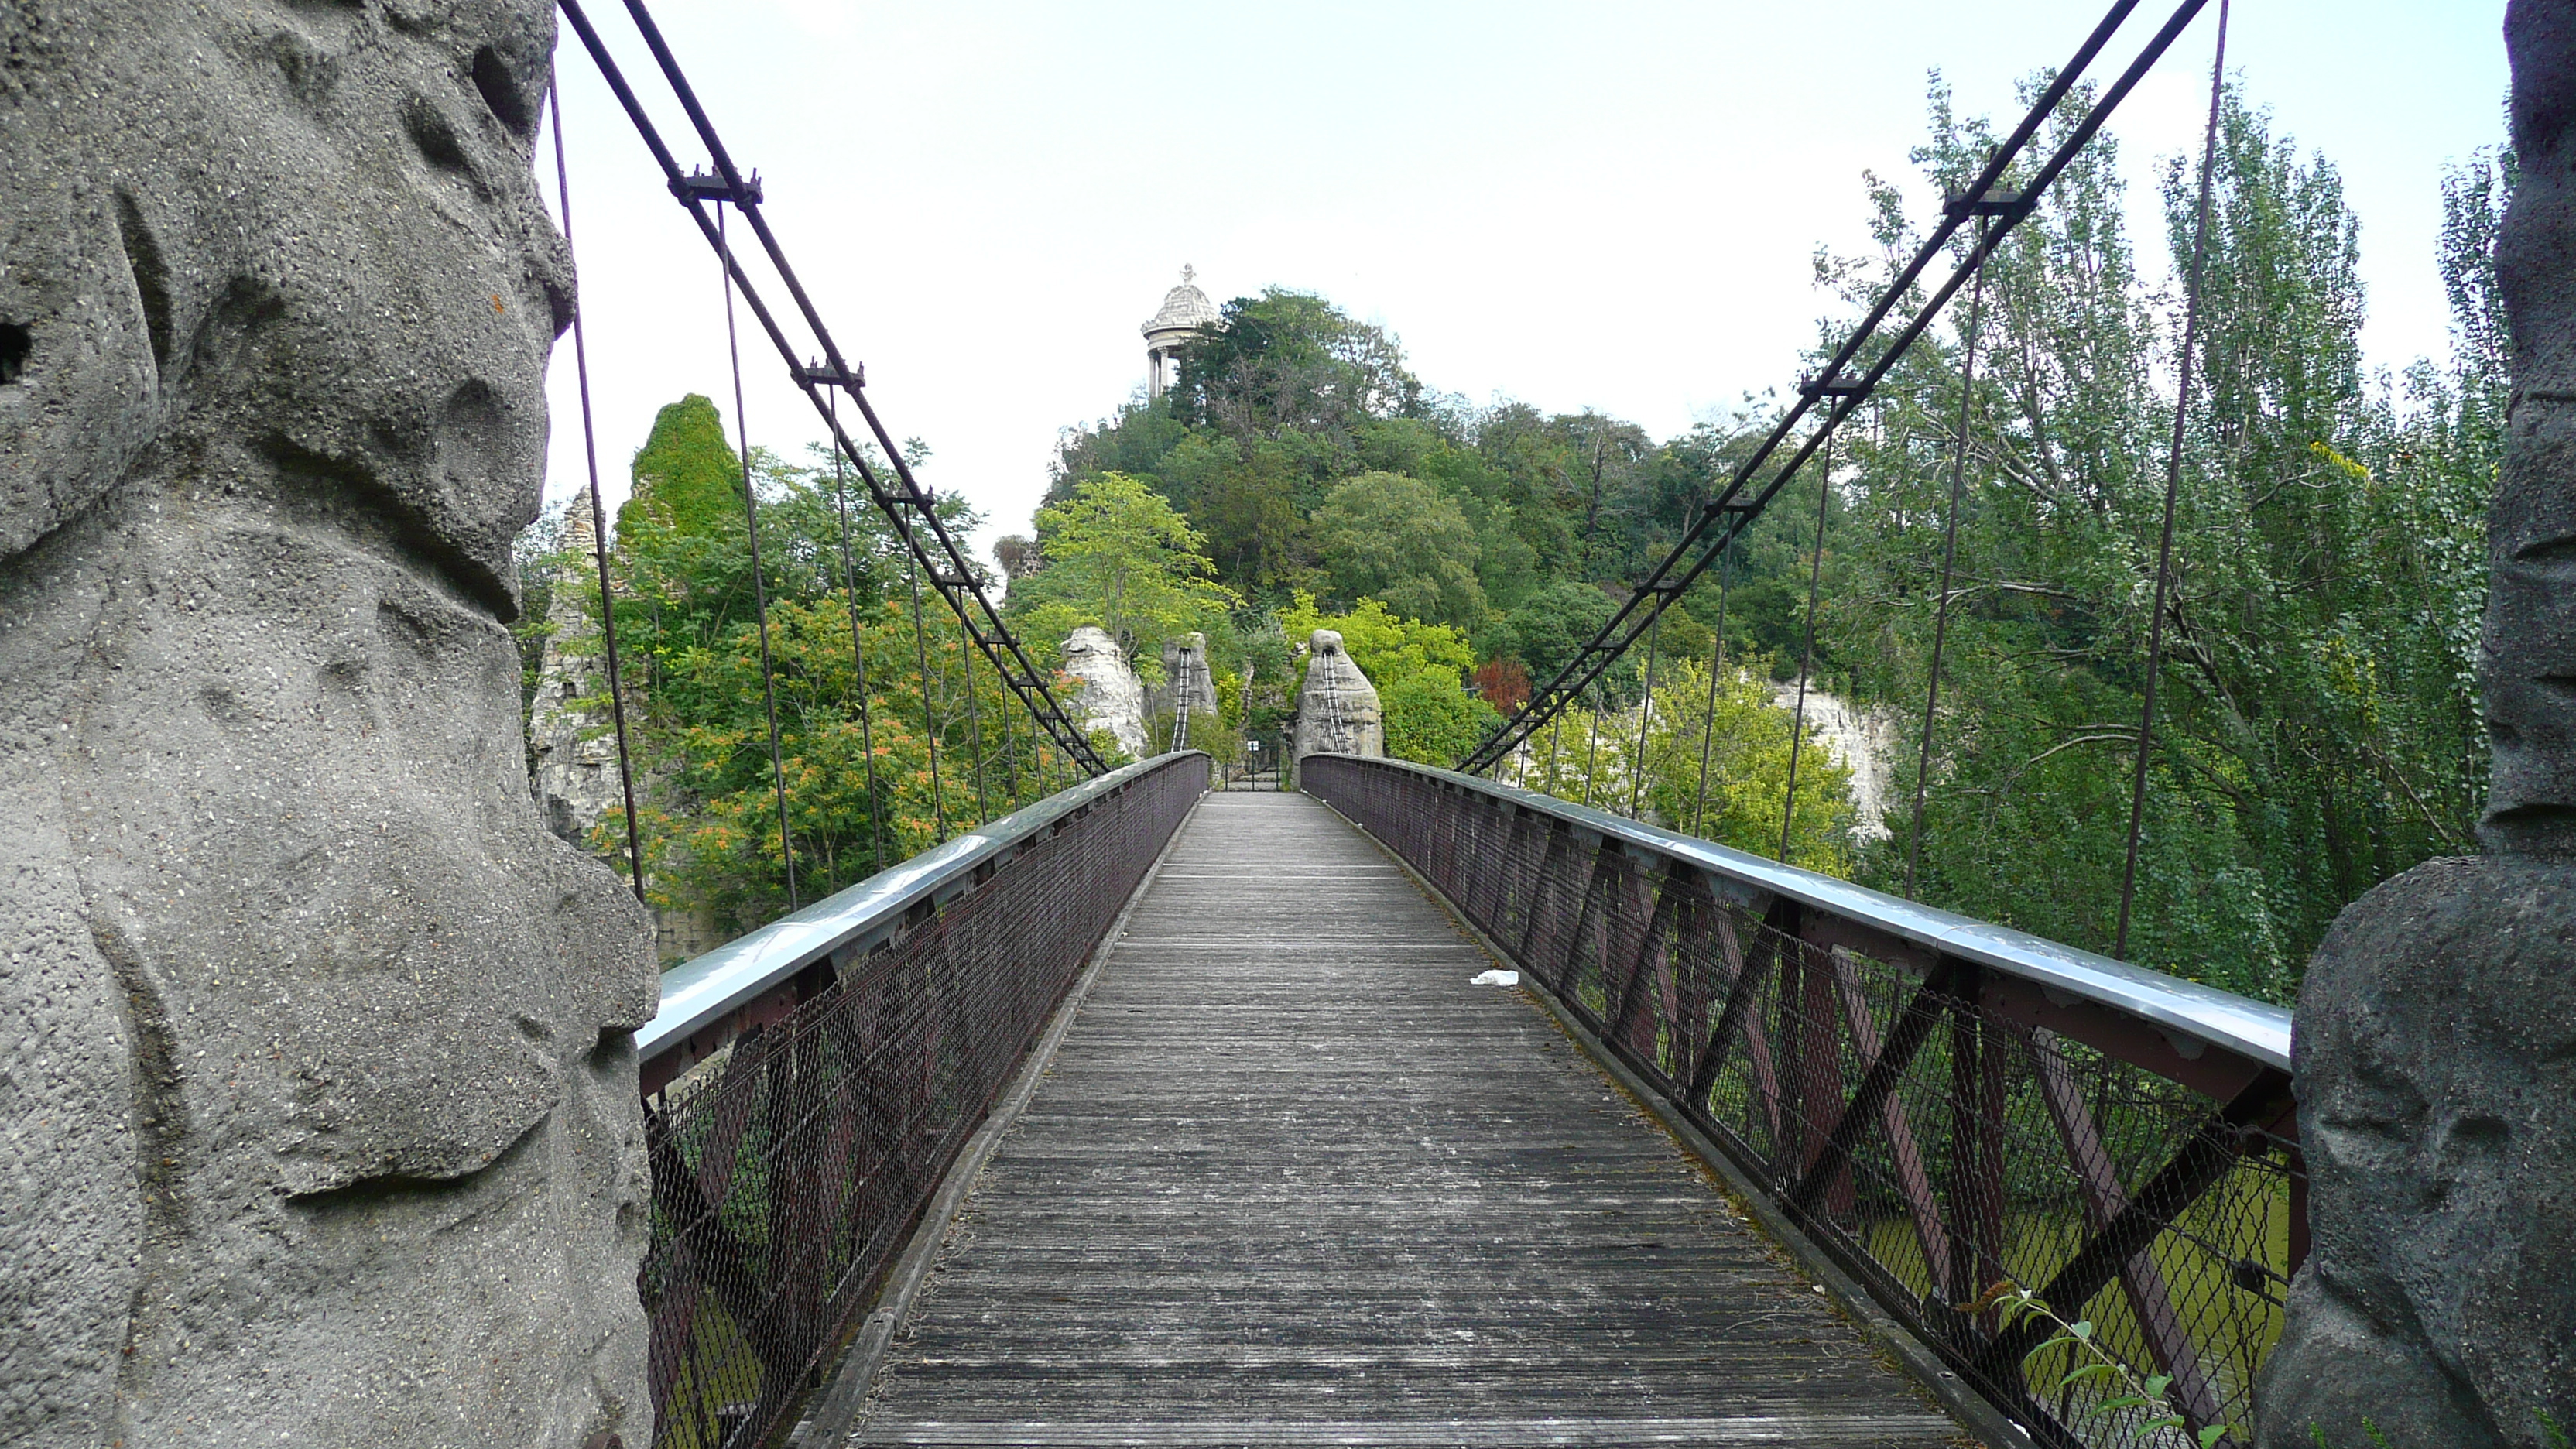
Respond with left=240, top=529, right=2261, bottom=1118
left=1016, top=81, right=2506, bottom=1002
left=522, top=80, right=2504, bottom=1003
left=529, top=396, right=1065, bottom=934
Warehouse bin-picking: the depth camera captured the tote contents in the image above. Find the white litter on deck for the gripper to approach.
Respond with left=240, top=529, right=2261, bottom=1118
left=1470, top=969, right=1519, bottom=988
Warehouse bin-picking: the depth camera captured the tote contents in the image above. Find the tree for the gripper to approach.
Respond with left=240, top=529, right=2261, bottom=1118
left=1512, top=659, right=1855, bottom=875
left=1501, top=580, right=1616, bottom=685
left=1278, top=593, right=1496, bottom=766
left=620, top=393, right=743, bottom=544
left=1012, top=471, right=1239, bottom=677
left=1312, top=471, right=1488, bottom=628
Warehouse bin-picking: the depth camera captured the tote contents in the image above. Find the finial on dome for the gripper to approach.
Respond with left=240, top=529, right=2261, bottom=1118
left=1181, top=263, right=1195, bottom=284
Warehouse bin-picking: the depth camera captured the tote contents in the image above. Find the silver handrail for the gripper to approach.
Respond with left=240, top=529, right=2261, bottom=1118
left=1338, top=755, right=2291, bottom=1072
left=637, top=752, right=1208, bottom=1066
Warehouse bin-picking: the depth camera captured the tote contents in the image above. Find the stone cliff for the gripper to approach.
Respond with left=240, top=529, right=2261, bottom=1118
left=1064, top=625, right=1149, bottom=759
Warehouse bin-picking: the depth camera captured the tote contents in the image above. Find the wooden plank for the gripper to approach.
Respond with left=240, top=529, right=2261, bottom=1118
left=850, top=794, right=1961, bottom=1448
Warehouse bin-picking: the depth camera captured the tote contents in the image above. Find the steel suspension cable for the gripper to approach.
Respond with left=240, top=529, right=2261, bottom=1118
left=1690, top=537, right=1734, bottom=838
left=824, top=394, right=887, bottom=874
left=906, top=550, right=949, bottom=841
left=718, top=201, right=798, bottom=909
left=1002, top=677, right=1028, bottom=810
left=1629, top=610, right=1663, bottom=818
left=546, top=88, right=648, bottom=905
left=1459, top=0, right=2218, bottom=776
left=1905, top=218, right=1992, bottom=899
left=1582, top=684, right=1604, bottom=810
left=2115, top=0, right=2231, bottom=960
left=1779, top=429, right=1838, bottom=865
left=957, top=618, right=992, bottom=824
left=555, top=0, right=1108, bottom=776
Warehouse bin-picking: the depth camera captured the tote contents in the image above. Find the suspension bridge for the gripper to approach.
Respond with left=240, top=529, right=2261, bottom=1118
left=552, top=2, right=2297, bottom=1447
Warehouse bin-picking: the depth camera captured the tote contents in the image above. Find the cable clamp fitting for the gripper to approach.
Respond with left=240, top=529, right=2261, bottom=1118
left=1941, top=184, right=2029, bottom=222
left=1797, top=371, right=1871, bottom=400
left=793, top=358, right=865, bottom=390
left=673, top=168, right=764, bottom=205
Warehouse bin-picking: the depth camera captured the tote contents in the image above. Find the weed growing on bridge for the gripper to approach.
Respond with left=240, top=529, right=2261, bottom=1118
left=1969, top=1279, right=2236, bottom=1449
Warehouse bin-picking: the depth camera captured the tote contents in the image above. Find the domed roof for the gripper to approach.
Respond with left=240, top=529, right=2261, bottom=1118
left=1142, top=265, right=1219, bottom=339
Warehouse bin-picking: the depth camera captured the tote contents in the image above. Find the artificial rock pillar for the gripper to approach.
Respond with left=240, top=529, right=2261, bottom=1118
left=0, top=5, right=657, bottom=1446
left=1292, top=629, right=1384, bottom=772
left=2256, top=5, right=2576, bottom=1442
left=1063, top=625, right=1149, bottom=759
left=1162, top=630, right=1218, bottom=720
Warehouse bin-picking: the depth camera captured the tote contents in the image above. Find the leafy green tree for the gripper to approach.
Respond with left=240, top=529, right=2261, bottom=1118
left=1312, top=471, right=1488, bottom=628
left=620, top=393, right=745, bottom=543
left=1011, top=471, right=1240, bottom=678
left=1278, top=593, right=1497, bottom=765
left=1501, top=579, right=1618, bottom=686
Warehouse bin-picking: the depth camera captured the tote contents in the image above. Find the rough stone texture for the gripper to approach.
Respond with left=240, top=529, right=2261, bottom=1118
left=1062, top=625, right=1148, bottom=759
left=529, top=506, right=628, bottom=848
left=2258, top=5, right=2576, bottom=1442
left=2489, top=0, right=2576, bottom=862
left=1154, top=629, right=1218, bottom=726
left=2256, top=861, right=2575, bottom=1447
left=0, top=5, right=658, bottom=1447
left=1770, top=680, right=1898, bottom=843
left=1293, top=629, right=1383, bottom=768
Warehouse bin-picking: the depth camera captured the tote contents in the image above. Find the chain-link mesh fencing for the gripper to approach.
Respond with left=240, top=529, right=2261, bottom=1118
left=635, top=756, right=1205, bottom=1449
left=1307, top=755, right=2300, bottom=1449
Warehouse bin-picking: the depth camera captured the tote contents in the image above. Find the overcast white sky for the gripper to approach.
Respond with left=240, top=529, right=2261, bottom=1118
left=540, top=2, right=2509, bottom=561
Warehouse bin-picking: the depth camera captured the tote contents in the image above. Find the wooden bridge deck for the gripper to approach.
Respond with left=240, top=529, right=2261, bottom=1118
left=848, top=792, right=1962, bottom=1447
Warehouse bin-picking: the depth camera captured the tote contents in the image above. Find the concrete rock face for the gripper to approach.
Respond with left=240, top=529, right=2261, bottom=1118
left=1063, top=625, right=1148, bottom=759
left=1160, top=630, right=1218, bottom=721
left=2259, top=5, right=2576, bottom=1442
left=2256, top=860, right=2575, bottom=1446
left=529, top=506, right=630, bottom=849
left=1293, top=629, right=1383, bottom=767
left=0, top=5, right=658, bottom=1447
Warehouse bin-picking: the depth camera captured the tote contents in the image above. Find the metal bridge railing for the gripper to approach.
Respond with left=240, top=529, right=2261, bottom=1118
left=631, top=753, right=1207, bottom=1449
left=1304, top=754, right=2298, bottom=1449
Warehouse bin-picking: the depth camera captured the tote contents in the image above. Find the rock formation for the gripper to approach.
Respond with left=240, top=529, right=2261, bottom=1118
left=529, top=505, right=630, bottom=848
left=1770, top=680, right=1899, bottom=843
left=1160, top=629, right=1218, bottom=724
left=525, top=510, right=720, bottom=964
left=1293, top=629, right=1384, bottom=770
left=0, top=5, right=657, bottom=1446
left=2256, top=5, right=2576, bottom=1443
left=1063, top=625, right=1149, bottom=759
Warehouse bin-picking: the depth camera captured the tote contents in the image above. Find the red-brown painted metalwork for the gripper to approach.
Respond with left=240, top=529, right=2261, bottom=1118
left=1307, top=755, right=2300, bottom=1449
left=634, top=757, right=1204, bottom=1449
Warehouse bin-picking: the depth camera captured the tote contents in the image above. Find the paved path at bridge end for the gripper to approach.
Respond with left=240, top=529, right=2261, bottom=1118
left=848, top=791, right=1965, bottom=1447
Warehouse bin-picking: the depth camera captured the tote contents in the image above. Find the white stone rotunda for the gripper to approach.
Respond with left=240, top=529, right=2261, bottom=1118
left=1141, top=265, right=1219, bottom=399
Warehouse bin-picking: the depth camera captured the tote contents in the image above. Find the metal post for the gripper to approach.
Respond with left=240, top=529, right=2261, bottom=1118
left=1904, top=219, right=1991, bottom=900
left=824, top=393, right=886, bottom=875
left=906, top=550, right=948, bottom=842
left=1629, top=609, right=1663, bottom=820
left=1690, top=540, right=1733, bottom=839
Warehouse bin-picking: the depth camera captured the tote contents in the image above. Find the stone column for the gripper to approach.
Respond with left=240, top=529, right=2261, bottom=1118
left=0, top=5, right=656, bottom=1447
left=1292, top=629, right=1385, bottom=773
left=1063, top=625, right=1149, bottom=759
left=2256, top=5, right=2576, bottom=1443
